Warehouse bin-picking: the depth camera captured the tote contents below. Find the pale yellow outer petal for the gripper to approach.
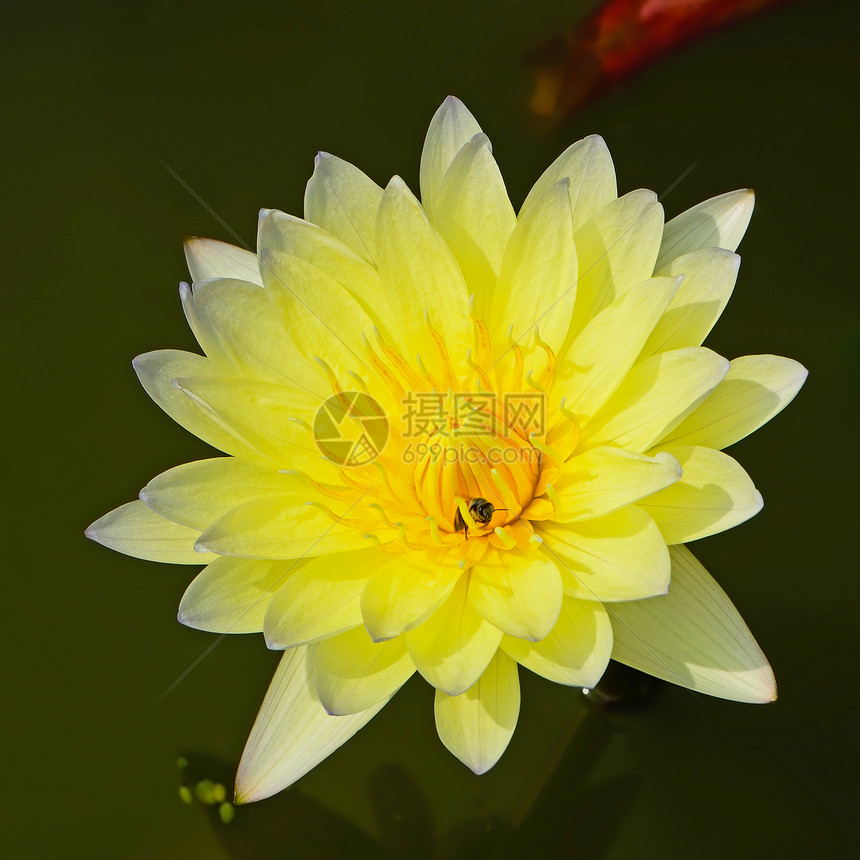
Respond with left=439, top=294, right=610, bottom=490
left=132, top=349, right=260, bottom=458
left=172, top=376, right=320, bottom=466
left=256, top=209, right=406, bottom=355
left=180, top=278, right=329, bottom=396
left=184, top=237, right=262, bottom=285
left=257, top=218, right=375, bottom=376
left=140, top=457, right=299, bottom=530
left=419, top=95, right=483, bottom=221
left=580, top=347, right=730, bottom=452
left=639, top=445, right=763, bottom=544
left=263, top=546, right=385, bottom=648
left=551, top=447, right=681, bottom=522
left=609, top=545, right=776, bottom=703
left=311, top=627, right=415, bottom=715
left=195, top=493, right=377, bottom=559
left=659, top=354, right=808, bottom=450
left=85, top=500, right=215, bottom=564
left=501, top=595, right=612, bottom=687
left=432, top=133, right=516, bottom=320
left=434, top=650, right=520, bottom=775
left=406, top=575, right=503, bottom=696
left=489, top=179, right=577, bottom=353
left=569, top=189, right=664, bottom=332
left=179, top=556, right=301, bottom=633
left=235, top=646, right=387, bottom=803
left=469, top=547, right=563, bottom=641
left=376, top=176, right=472, bottom=372
left=518, top=134, right=617, bottom=231
left=360, top=552, right=463, bottom=642
left=303, top=152, right=382, bottom=265
left=641, top=248, right=740, bottom=357
left=556, top=275, right=680, bottom=420
left=537, top=507, right=670, bottom=601
left=656, top=189, right=754, bottom=270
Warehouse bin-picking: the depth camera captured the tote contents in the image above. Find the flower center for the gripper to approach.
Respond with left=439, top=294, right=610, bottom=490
left=309, top=316, right=581, bottom=567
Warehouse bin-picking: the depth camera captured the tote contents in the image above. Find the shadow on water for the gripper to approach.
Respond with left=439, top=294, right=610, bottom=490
left=188, top=665, right=655, bottom=859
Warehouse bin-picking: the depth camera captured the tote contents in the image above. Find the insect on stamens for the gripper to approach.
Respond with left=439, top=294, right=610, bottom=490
left=453, top=497, right=507, bottom=540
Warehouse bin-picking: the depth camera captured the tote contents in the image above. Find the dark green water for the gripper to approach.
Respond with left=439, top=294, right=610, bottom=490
left=4, top=1, right=858, bottom=856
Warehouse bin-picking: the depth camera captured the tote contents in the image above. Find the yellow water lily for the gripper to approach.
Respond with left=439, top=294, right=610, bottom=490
left=86, top=97, right=806, bottom=802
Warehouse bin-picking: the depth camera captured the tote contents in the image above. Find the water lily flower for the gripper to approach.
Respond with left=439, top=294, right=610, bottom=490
left=86, top=97, right=806, bottom=802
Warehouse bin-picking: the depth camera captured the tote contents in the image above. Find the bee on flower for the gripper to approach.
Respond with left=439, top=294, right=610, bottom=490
left=86, top=97, right=806, bottom=802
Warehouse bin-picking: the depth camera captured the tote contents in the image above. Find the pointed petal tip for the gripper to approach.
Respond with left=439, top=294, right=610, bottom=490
left=232, top=779, right=265, bottom=805
left=385, top=174, right=408, bottom=193
left=748, top=663, right=777, bottom=703
left=582, top=132, right=609, bottom=150
left=263, top=633, right=288, bottom=652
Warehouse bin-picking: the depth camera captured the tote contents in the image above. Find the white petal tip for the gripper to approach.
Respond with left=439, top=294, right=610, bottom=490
left=583, top=132, right=608, bottom=148
left=465, top=757, right=500, bottom=776
left=263, top=634, right=288, bottom=651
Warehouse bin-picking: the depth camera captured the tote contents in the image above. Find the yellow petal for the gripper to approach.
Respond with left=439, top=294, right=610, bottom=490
left=537, top=506, right=670, bottom=601
left=141, top=457, right=302, bottom=530
left=85, top=500, right=215, bottom=564
left=552, top=447, right=681, bottom=522
left=235, top=647, right=387, bottom=802
left=519, top=134, right=617, bottom=231
left=256, top=209, right=405, bottom=355
left=303, top=152, right=382, bottom=265
left=184, top=237, right=262, bottom=285
left=641, top=248, right=740, bottom=357
left=311, top=627, right=415, bottom=715
left=419, top=95, right=482, bottom=221
left=180, top=278, right=331, bottom=396
left=656, top=189, right=754, bottom=270
left=434, top=650, right=519, bottom=774
left=556, top=275, right=680, bottom=420
left=179, top=556, right=301, bottom=633
left=501, top=595, right=612, bottom=686
left=609, top=546, right=776, bottom=703
left=433, top=133, right=516, bottom=320
left=257, top=222, right=376, bottom=377
left=264, top=546, right=386, bottom=648
left=132, top=350, right=259, bottom=457
left=570, top=190, right=664, bottom=332
left=489, top=179, right=577, bottom=353
left=639, top=445, right=762, bottom=544
left=580, top=347, right=729, bottom=452
left=361, top=551, right=462, bottom=642
left=469, top=547, right=563, bottom=641
left=195, top=493, right=373, bottom=559
left=406, top=575, right=503, bottom=695
left=376, top=176, right=472, bottom=373
left=659, top=354, right=808, bottom=450
left=172, top=376, right=320, bottom=465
